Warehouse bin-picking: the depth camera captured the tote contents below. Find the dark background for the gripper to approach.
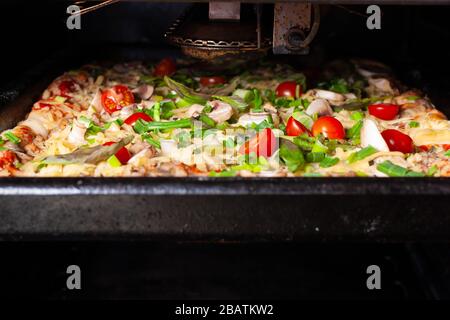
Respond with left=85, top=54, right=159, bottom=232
left=1, top=1, right=450, bottom=299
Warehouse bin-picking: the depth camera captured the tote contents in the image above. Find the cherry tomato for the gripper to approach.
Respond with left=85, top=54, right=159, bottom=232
left=368, top=103, right=400, bottom=120
left=101, top=85, right=135, bottom=114
left=103, top=141, right=131, bottom=165
left=312, top=116, right=345, bottom=139
left=0, top=149, right=17, bottom=170
left=58, top=80, right=76, bottom=96
left=275, top=81, right=301, bottom=98
left=153, top=58, right=176, bottom=77
left=239, top=128, right=278, bottom=158
left=444, top=145, right=450, bottom=151
left=200, top=76, right=226, bottom=87
left=381, top=129, right=414, bottom=153
left=286, top=117, right=312, bottom=137
left=124, top=112, right=152, bottom=126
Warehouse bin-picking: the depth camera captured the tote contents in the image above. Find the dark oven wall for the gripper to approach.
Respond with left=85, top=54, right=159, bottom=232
left=0, top=2, right=449, bottom=113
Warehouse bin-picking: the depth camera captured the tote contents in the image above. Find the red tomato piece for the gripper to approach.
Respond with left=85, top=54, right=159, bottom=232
left=381, top=129, right=414, bottom=153
left=286, top=117, right=312, bottom=137
left=239, top=128, right=278, bottom=158
left=124, top=112, right=152, bottom=125
left=101, top=85, right=135, bottom=114
left=199, top=76, right=226, bottom=87
left=103, top=141, right=132, bottom=165
left=311, top=116, right=345, bottom=139
left=368, top=103, right=400, bottom=120
left=275, top=81, right=301, bottom=99
left=444, top=144, right=450, bottom=151
left=153, top=58, right=176, bottom=77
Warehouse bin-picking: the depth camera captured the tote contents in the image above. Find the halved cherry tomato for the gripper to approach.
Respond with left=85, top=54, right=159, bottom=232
left=124, top=112, right=152, bottom=126
left=103, top=142, right=132, bottom=165
left=275, top=81, right=301, bottom=98
left=381, top=129, right=414, bottom=153
left=58, top=80, right=76, bottom=96
left=312, top=116, right=345, bottom=139
left=239, top=128, right=278, bottom=158
left=200, top=76, right=226, bottom=87
left=153, top=58, right=176, bottom=77
left=286, top=117, right=312, bottom=137
left=101, top=85, right=135, bottom=114
left=368, top=103, right=400, bottom=120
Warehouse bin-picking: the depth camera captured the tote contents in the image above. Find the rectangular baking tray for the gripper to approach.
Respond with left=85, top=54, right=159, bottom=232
left=0, top=177, right=450, bottom=241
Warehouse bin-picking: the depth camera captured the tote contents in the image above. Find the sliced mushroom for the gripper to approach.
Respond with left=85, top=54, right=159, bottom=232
left=360, top=119, right=389, bottom=152
left=134, top=84, right=154, bottom=100
left=315, top=89, right=346, bottom=103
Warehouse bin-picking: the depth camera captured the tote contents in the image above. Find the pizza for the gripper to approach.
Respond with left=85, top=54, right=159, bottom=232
left=0, top=57, right=449, bottom=177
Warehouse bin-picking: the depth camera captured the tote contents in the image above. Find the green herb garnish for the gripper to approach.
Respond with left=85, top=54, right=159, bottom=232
left=3, top=131, right=21, bottom=144
left=251, top=89, right=263, bottom=112
left=351, top=111, right=364, bottom=121
left=320, top=156, right=339, bottom=168
left=209, top=170, right=237, bottom=177
left=409, top=121, right=420, bottom=128
left=346, top=120, right=363, bottom=139
left=347, top=146, right=378, bottom=164
left=142, top=134, right=161, bottom=149
left=134, top=118, right=192, bottom=133
left=377, top=160, right=425, bottom=177
left=279, top=139, right=305, bottom=172
left=427, top=165, right=438, bottom=177
left=306, top=152, right=325, bottom=163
